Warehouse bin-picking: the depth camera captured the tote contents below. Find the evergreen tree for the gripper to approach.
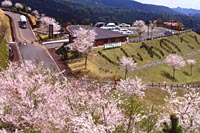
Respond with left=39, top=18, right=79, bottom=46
left=163, top=114, right=183, bottom=133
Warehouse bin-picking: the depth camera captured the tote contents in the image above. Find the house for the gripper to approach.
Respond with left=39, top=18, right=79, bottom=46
left=66, top=25, right=128, bottom=49
left=163, top=21, right=183, bottom=30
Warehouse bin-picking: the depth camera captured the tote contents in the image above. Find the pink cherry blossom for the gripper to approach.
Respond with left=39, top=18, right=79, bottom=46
left=133, top=20, right=146, bottom=40
left=157, top=87, right=200, bottom=132
left=186, top=59, right=196, bottom=75
left=32, top=10, right=40, bottom=18
left=120, top=56, right=137, bottom=79
left=67, top=27, right=97, bottom=69
left=165, top=54, right=185, bottom=78
left=1, top=0, right=12, bottom=7
left=15, top=3, right=23, bottom=9
left=117, top=76, right=146, bottom=97
left=40, top=16, right=61, bottom=32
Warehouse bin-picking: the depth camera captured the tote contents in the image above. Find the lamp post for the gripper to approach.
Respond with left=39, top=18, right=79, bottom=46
left=171, top=19, right=173, bottom=32
left=146, top=20, right=151, bottom=39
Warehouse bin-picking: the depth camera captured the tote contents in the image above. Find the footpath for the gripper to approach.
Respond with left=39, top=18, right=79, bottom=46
left=135, top=50, right=200, bottom=70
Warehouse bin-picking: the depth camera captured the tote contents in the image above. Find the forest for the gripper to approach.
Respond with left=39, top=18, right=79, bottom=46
left=6, top=0, right=200, bottom=32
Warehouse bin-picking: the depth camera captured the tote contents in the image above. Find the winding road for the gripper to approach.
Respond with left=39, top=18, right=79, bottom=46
left=5, top=11, right=60, bottom=71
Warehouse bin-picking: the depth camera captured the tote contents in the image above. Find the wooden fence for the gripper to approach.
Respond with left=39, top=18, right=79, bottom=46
left=146, top=82, right=200, bottom=89
left=129, top=29, right=192, bottom=43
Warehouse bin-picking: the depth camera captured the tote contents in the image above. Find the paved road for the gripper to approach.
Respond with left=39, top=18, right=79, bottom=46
left=5, top=11, right=60, bottom=71
left=129, top=27, right=179, bottom=42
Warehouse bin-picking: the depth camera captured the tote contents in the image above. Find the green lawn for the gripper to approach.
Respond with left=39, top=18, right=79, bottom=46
left=68, top=31, right=200, bottom=84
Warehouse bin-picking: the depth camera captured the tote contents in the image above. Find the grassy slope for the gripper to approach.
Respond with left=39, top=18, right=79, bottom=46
left=1, top=15, right=12, bottom=41
left=0, top=14, right=11, bottom=68
left=0, top=39, right=8, bottom=68
left=68, top=31, right=200, bottom=84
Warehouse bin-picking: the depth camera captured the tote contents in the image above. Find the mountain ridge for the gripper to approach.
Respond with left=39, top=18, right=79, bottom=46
left=173, top=7, right=200, bottom=15
left=2, top=0, right=200, bottom=32
left=64, top=0, right=177, bottom=14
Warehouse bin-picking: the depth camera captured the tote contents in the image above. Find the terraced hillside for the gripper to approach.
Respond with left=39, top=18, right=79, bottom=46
left=68, top=31, right=200, bottom=84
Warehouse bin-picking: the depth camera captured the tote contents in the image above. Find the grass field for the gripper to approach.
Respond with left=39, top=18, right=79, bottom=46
left=68, top=31, right=200, bottom=84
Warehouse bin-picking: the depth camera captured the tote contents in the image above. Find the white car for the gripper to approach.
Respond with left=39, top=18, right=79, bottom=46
left=100, top=26, right=121, bottom=32
left=112, top=26, right=121, bottom=32
left=118, top=23, right=131, bottom=28
left=120, top=29, right=133, bottom=35
left=107, top=23, right=116, bottom=27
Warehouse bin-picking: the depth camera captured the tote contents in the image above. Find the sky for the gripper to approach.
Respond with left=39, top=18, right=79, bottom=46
left=134, top=0, right=200, bottom=10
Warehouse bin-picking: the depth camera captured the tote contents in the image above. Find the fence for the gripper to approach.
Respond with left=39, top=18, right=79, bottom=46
left=146, top=82, right=200, bottom=89
left=129, top=29, right=192, bottom=43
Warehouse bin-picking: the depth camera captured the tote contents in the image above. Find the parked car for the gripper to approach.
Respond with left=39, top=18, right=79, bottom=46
left=100, top=25, right=121, bottom=32
left=164, top=30, right=174, bottom=35
left=95, top=22, right=106, bottom=28
left=118, top=23, right=131, bottom=28
left=106, top=23, right=116, bottom=27
left=120, top=29, right=133, bottom=35
left=112, top=26, right=121, bottom=32
left=100, top=26, right=110, bottom=30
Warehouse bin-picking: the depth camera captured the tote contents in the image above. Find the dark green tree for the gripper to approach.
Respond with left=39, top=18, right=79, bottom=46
left=163, top=114, right=183, bottom=133
left=55, top=42, right=68, bottom=61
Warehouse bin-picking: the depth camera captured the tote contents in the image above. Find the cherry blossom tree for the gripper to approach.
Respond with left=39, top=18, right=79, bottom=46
left=27, top=7, right=31, bottom=11
left=0, top=60, right=151, bottom=132
left=186, top=59, right=196, bottom=76
left=165, top=54, right=185, bottom=78
left=15, top=3, right=23, bottom=10
left=67, top=27, right=97, bottom=69
left=39, top=15, right=61, bottom=32
left=157, top=87, right=200, bottom=132
left=149, top=20, right=157, bottom=39
left=1, top=0, right=12, bottom=7
left=116, top=77, right=147, bottom=132
left=117, top=76, right=146, bottom=97
left=32, top=10, right=40, bottom=19
left=120, top=56, right=137, bottom=79
left=133, top=20, right=146, bottom=41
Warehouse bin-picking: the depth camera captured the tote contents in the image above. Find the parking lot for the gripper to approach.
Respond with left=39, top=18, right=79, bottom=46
left=129, top=27, right=179, bottom=42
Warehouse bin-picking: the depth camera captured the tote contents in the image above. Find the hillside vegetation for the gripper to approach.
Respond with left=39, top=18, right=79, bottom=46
left=0, top=39, right=8, bottom=68
left=68, top=31, right=200, bottom=84
left=7, top=0, right=200, bottom=32
left=0, top=10, right=11, bottom=68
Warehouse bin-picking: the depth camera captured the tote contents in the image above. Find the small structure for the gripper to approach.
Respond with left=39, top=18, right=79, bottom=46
left=163, top=21, right=183, bottom=30
left=66, top=25, right=128, bottom=49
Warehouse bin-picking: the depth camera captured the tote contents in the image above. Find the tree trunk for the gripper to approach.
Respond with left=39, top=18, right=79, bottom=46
left=190, top=65, right=193, bottom=76
left=125, top=66, right=128, bottom=79
left=151, top=29, right=153, bottom=40
left=126, top=110, right=133, bottom=133
left=85, top=55, right=88, bottom=69
left=102, top=106, right=108, bottom=133
left=173, top=67, right=175, bottom=79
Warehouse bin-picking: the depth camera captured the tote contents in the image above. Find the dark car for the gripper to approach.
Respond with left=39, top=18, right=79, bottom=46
left=164, top=30, right=174, bottom=35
